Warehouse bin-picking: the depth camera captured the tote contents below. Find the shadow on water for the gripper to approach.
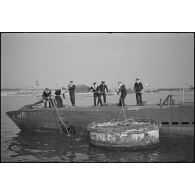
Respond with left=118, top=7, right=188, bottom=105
left=7, top=131, right=194, bottom=162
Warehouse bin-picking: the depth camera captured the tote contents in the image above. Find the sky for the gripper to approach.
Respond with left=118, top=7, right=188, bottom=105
left=1, top=33, right=194, bottom=89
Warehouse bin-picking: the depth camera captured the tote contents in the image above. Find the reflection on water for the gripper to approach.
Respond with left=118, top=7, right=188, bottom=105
left=7, top=132, right=89, bottom=162
left=4, top=131, right=194, bottom=162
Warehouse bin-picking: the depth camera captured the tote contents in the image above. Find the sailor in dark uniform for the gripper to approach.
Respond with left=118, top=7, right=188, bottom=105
left=68, top=81, right=76, bottom=106
left=88, top=82, right=103, bottom=106
left=134, top=78, right=143, bottom=106
left=117, top=82, right=127, bottom=106
left=99, top=81, right=108, bottom=105
left=54, top=89, right=64, bottom=108
left=42, top=88, right=53, bottom=108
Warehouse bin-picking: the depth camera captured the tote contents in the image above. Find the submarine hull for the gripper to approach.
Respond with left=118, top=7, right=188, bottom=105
left=6, top=104, right=194, bottom=136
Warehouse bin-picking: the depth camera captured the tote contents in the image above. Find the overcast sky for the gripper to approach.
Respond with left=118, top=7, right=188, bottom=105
left=1, top=33, right=194, bottom=89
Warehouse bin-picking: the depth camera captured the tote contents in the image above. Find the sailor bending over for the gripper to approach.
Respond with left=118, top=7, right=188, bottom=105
left=117, top=82, right=127, bottom=106
left=42, top=88, right=53, bottom=108
left=53, top=89, right=64, bottom=108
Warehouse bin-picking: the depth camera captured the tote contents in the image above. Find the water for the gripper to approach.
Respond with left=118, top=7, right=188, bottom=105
left=1, top=92, right=194, bottom=162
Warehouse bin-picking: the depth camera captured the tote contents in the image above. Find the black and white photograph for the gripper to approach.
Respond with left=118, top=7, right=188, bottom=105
left=1, top=33, right=194, bottom=162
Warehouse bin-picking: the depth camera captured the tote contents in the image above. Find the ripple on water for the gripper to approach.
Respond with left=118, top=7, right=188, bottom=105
left=73, top=153, right=89, bottom=162
left=1, top=94, right=194, bottom=162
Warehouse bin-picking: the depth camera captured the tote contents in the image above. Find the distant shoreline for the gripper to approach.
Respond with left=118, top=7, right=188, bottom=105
left=1, top=87, right=193, bottom=91
left=1, top=89, right=194, bottom=97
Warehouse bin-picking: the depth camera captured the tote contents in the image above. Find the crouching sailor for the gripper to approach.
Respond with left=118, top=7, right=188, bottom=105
left=42, top=88, right=53, bottom=108
left=88, top=82, right=103, bottom=106
left=117, top=82, right=127, bottom=106
left=53, top=89, right=64, bottom=108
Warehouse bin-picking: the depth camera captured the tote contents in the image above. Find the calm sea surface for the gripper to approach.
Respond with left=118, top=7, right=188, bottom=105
left=1, top=91, right=194, bottom=162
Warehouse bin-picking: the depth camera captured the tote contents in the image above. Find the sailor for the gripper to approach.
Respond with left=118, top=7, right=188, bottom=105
left=42, top=88, right=53, bottom=108
left=99, top=81, right=108, bottom=105
left=88, top=82, right=103, bottom=106
left=53, top=89, right=64, bottom=108
left=68, top=81, right=76, bottom=106
left=117, top=82, right=127, bottom=106
left=134, top=78, right=143, bottom=106
left=61, top=87, right=66, bottom=99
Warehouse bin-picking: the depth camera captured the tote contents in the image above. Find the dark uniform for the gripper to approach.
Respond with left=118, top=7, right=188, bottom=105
left=42, top=89, right=53, bottom=108
left=88, top=84, right=103, bottom=106
left=117, top=84, right=127, bottom=106
left=54, top=89, right=63, bottom=108
left=68, top=83, right=76, bottom=106
left=134, top=80, right=143, bottom=105
left=99, top=82, right=108, bottom=104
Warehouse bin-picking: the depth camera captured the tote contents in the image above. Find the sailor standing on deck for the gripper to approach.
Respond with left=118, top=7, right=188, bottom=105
left=117, top=82, right=127, bottom=106
left=68, top=81, right=76, bottom=106
left=88, top=82, right=103, bottom=106
left=99, top=81, right=109, bottom=105
left=134, top=78, right=143, bottom=106
left=42, top=88, right=53, bottom=108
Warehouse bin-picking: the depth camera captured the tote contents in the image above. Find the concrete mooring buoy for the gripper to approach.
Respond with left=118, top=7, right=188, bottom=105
left=87, top=119, right=160, bottom=150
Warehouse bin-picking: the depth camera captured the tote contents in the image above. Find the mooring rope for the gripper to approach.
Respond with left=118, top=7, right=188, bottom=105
left=120, top=97, right=127, bottom=120
left=76, top=126, right=86, bottom=141
left=50, top=98, right=70, bottom=136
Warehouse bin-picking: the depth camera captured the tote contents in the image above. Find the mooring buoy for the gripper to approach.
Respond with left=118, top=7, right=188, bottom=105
left=87, top=119, right=160, bottom=150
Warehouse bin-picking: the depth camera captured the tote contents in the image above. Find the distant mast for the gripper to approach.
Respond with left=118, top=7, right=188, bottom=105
left=35, top=79, right=39, bottom=88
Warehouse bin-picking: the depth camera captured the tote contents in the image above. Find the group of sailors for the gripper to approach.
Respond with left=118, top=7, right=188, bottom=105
left=115, top=78, right=143, bottom=106
left=42, top=81, right=76, bottom=108
left=42, top=78, right=143, bottom=108
left=88, top=81, right=108, bottom=106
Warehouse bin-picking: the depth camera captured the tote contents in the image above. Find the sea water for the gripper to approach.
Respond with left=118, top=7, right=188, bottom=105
left=1, top=92, right=194, bottom=162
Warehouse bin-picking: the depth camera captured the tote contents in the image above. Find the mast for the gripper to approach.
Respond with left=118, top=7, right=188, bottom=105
left=35, top=79, right=39, bottom=88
